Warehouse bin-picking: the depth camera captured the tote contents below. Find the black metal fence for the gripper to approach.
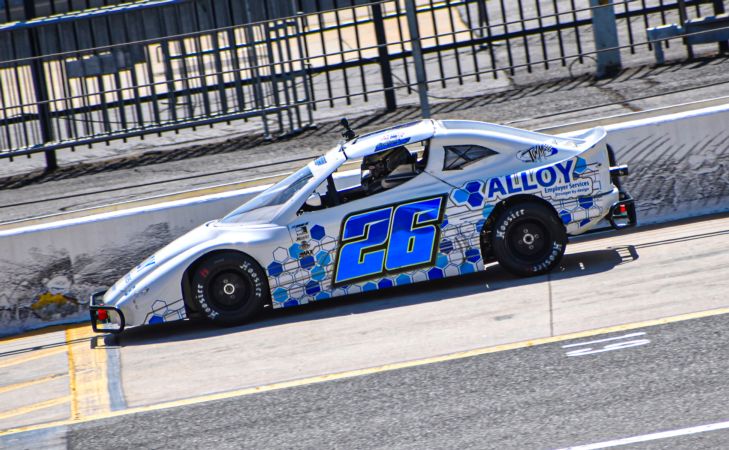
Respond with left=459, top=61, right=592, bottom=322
left=0, top=0, right=725, bottom=167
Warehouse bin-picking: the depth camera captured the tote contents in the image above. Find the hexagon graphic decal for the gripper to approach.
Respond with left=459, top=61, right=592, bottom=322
left=559, top=210, right=572, bottom=224
left=427, top=267, right=444, bottom=280
left=305, top=281, right=321, bottom=296
left=452, top=189, right=469, bottom=204
left=288, top=243, right=303, bottom=259
left=300, top=255, right=315, bottom=270
left=273, top=247, right=289, bottom=262
left=315, top=250, right=332, bottom=266
left=310, top=225, right=326, bottom=240
left=267, top=261, right=283, bottom=277
left=273, top=288, right=288, bottom=303
left=311, top=265, right=326, bottom=281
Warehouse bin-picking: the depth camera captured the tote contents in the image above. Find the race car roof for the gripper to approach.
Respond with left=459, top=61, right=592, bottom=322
left=341, top=120, right=436, bottom=160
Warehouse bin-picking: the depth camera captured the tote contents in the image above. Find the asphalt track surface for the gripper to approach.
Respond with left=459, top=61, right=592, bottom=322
left=1, top=214, right=729, bottom=448
left=6, top=312, right=729, bottom=449
left=69, top=314, right=729, bottom=450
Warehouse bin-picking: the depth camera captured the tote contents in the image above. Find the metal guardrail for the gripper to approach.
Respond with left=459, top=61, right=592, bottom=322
left=0, top=0, right=724, bottom=168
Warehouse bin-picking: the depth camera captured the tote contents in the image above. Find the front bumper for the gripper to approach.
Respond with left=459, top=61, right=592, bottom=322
left=89, top=290, right=126, bottom=334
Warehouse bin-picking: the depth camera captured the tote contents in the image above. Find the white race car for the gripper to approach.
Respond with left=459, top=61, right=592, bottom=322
left=90, top=119, right=635, bottom=333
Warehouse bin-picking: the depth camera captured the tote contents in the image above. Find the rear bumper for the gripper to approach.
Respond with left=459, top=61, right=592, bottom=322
left=606, top=145, right=637, bottom=230
left=89, top=290, right=126, bottom=334
left=608, top=193, right=637, bottom=230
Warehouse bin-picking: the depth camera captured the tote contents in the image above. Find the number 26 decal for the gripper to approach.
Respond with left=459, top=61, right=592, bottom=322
left=333, top=195, right=447, bottom=286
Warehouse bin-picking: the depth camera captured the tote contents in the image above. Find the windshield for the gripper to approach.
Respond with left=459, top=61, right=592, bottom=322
left=221, top=166, right=314, bottom=224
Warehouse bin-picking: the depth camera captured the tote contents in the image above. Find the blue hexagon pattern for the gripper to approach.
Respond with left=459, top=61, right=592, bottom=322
left=440, top=239, right=454, bottom=253
left=300, top=255, right=315, bottom=270
left=311, top=265, right=326, bottom=281
left=476, top=219, right=486, bottom=233
left=315, top=250, right=332, bottom=266
left=427, top=267, right=444, bottom=280
left=459, top=262, right=476, bottom=275
left=305, top=281, right=321, bottom=295
left=465, top=181, right=482, bottom=193
left=453, top=189, right=469, bottom=204
left=467, top=192, right=484, bottom=208
left=573, top=157, right=587, bottom=175
left=273, top=288, right=288, bottom=303
left=310, top=225, right=326, bottom=240
left=288, top=243, right=303, bottom=259
left=465, top=248, right=481, bottom=263
left=267, top=261, right=283, bottom=277
left=149, top=315, right=164, bottom=324
left=578, top=197, right=594, bottom=209
left=559, top=210, right=572, bottom=224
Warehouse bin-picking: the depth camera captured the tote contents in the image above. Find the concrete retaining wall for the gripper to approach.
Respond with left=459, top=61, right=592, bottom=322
left=2, top=104, right=728, bottom=335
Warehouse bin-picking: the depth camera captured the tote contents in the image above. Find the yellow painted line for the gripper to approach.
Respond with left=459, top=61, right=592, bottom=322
left=0, top=346, right=66, bottom=370
left=0, top=373, right=66, bottom=396
left=2, top=306, right=729, bottom=437
left=66, top=327, right=111, bottom=420
left=65, top=328, right=79, bottom=421
left=0, top=396, right=71, bottom=421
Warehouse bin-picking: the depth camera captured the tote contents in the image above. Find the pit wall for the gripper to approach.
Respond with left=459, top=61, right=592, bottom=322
left=1, top=104, right=728, bottom=335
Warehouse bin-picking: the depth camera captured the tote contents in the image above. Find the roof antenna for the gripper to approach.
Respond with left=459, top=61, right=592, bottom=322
left=340, top=117, right=356, bottom=141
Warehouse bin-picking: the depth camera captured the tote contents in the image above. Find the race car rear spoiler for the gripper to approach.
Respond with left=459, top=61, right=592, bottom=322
left=89, top=290, right=125, bottom=334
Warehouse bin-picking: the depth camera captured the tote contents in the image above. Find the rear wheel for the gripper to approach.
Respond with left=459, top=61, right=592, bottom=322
left=491, top=202, right=567, bottom=277
left=191, top=252, right=268, bottom=324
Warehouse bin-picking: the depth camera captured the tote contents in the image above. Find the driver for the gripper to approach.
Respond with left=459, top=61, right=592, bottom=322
left=361, top=146, right=417, bottom=194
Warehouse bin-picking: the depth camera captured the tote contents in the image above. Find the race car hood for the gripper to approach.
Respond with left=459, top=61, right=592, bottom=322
left=103, top=220, right=280, bottom=304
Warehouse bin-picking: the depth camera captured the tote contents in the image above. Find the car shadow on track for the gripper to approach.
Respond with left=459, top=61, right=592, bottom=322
left=114, top=245, right=638, bottom=347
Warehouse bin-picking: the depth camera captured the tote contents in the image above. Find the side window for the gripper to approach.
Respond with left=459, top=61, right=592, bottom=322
left=443, top=145, right=497, bottom=170
left=300, top=141, right=430, bottom=214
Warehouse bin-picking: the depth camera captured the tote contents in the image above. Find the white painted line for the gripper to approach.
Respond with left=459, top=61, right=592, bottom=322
left=561, top=332, right=646, bottom=348
left=561, top=420, right=729, bottom=449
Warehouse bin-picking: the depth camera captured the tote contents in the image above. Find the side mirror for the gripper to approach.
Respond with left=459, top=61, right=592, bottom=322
left=305, top=192, right=323, bottom=209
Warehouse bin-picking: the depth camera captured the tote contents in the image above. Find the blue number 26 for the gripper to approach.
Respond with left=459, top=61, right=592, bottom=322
left=333, top=196, right=446, bottom=286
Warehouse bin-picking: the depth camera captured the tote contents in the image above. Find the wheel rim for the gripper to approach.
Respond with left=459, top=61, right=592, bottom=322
left=506, top=219, right=551, bottom=263
left=208, top=270, right=249, bottom=311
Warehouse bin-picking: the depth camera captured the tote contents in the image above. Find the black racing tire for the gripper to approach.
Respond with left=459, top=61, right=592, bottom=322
left=190, top=251, right=268, bottom=324
left=490, top=202, right=567, bottom=277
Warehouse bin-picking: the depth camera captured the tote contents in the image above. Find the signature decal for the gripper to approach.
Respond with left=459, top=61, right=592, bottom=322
left=517, top=144, right=558, bottom=163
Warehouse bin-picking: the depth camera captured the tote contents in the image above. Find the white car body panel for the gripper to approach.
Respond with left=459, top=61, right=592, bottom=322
left=96, top=120, right=626, bottom=330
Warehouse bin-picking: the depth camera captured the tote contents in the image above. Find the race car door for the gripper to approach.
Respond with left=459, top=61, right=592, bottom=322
left=285, top=169, right=450, bottom=301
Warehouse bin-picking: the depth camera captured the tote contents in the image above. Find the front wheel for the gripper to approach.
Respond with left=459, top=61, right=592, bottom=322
left=491, top=202, right=567, bottom=277
left=190, top=252, right=268, bottom=324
